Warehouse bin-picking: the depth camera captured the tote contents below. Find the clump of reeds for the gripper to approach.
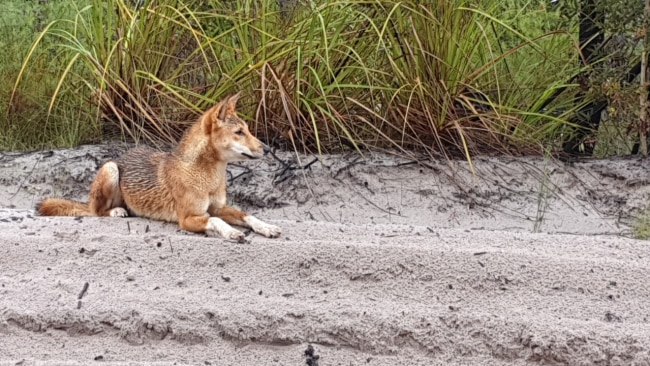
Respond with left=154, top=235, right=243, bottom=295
left=9, top=0, right=582, bottom=159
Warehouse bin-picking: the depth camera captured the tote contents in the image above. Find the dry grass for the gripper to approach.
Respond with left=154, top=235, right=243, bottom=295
left=9, top=0, right=584, bottom=159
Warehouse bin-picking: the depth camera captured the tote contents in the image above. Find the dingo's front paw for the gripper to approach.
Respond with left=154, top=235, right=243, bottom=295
left=206, top=227, right=245, bottom=242
left=225, top=228, right=246, bottom=242
left=206, top=217, right=245, bottom=242
left=244, top=216, right=281, bottom=238
left=257, top=223, right=281, bottom=238
left=110, top=207, right=128, bottom=217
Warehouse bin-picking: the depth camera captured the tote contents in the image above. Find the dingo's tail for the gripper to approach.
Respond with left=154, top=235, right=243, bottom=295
left=36, top=198, right=93, bottom=216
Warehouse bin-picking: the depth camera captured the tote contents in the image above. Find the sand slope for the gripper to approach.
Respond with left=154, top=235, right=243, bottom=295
left=2, top=211, right=650, bottom=365
left=1, top=145, right=650, bottom=365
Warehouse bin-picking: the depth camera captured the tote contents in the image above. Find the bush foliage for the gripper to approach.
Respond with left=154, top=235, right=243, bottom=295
left=4, top=0, right=588, bottom=157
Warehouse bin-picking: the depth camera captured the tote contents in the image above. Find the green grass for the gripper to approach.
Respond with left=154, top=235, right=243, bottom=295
left=4, top=0, right=587, bottom=158
left=633, top=207, right=650, bottom=239
left=0, top=0, right=100, bottom=150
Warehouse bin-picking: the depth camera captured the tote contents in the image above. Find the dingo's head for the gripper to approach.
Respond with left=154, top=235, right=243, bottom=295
left=200, top=93, right=264, bottom=162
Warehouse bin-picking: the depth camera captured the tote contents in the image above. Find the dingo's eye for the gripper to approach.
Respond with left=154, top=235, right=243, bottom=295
left=235, top=129, right=245, bottom=136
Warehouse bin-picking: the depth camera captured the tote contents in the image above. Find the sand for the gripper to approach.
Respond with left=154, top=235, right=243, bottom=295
left=1, top=144, right=650, bottom=365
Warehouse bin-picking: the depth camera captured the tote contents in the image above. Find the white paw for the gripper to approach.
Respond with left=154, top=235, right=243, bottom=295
left=244, top=216, right=281, bottom=238
left=109, top=207, right=128, bottom=217
left=257, top=223, right=282, bottom=238
left=206, top=217, right=245, bottom=242
left=206, top=228, right=245, bottom=242
left=225, top=228, right=246, bottom=242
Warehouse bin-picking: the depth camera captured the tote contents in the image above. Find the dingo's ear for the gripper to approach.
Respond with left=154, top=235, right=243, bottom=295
left=202, top=101, right=224, bottom=134
left=224, top=93, right=241, bottom=116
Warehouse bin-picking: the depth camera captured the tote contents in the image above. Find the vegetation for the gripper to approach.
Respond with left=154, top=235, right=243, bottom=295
left=634, top=207, right=650, bottom=239
left=556, top=0, right=648, bottom=157
left=0, top=0, right=100, bottom=150
left=0, top=0, right=584, bottom=157
left=0, top=0, right=645, bottom=160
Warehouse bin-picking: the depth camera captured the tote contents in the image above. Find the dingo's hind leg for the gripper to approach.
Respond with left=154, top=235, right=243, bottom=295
left=89, top=161, right=127, bottom=217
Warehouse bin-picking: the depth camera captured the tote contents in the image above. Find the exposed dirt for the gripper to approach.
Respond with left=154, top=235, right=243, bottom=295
left=1, top=144, right=650, bottom=365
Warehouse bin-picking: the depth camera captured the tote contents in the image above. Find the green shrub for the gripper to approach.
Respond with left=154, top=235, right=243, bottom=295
left=634, top=208, right=650, bottom=239
left=0, top=0, right=99, bottom=150
left=9, top=0, right=585, bottom=158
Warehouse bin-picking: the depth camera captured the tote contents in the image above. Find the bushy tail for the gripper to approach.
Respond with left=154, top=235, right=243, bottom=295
left=36, top=198, right=93, bottom=216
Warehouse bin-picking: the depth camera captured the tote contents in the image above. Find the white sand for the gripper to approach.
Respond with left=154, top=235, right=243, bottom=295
left=1, top=145, right=650, bottom=365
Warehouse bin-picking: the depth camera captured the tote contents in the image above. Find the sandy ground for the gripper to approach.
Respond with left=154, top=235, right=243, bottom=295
left=1, top=144, right=650, bottom=365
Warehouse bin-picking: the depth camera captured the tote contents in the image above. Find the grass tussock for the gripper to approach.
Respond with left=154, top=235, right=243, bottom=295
left=6, top=0, right=584, bottom=158
left=0, top=1, right=100, bottom=150
left=633, top=207, right=650, bottom=240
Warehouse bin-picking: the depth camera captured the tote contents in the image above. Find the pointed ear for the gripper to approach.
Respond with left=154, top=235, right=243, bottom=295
left=223, top=92, right=241, bottom=117
left=201, top=102, right=224, bottom=135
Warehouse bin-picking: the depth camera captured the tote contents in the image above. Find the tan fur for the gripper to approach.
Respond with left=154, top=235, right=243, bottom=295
left=36, top=94, right=281, bottom=241
left=36, top=198, right=92, bottom=216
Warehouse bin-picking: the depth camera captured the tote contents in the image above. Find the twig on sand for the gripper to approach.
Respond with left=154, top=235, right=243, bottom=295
left=333, top=156, right=362, bottom=179
left=394, top=159, right=439, bottom=172
left=77, top=282, right=90, bottom=309
left=78, top=282, right=89, bottom=299
left=228, top=169, right=253, bottom=184
left=301, top=158, right=319, bottom=170
left=265, top=147, right=291, bottom=168
left=274, top=157, right=319, bottom=184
